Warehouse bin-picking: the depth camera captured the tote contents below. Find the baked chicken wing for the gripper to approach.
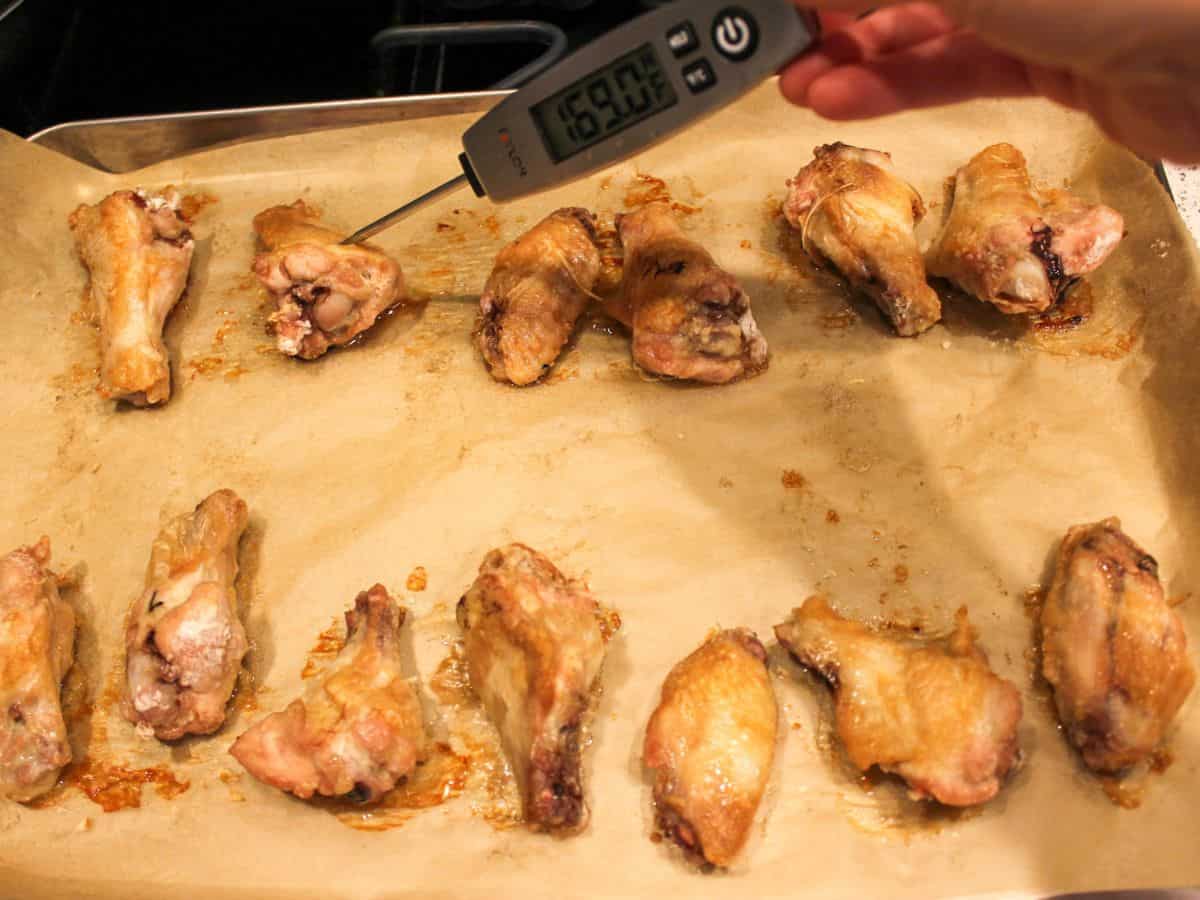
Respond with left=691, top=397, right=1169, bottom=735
left=926, top=143, right=1125, bottom=313
left=1042, top=518, right=1194, bottom=773
left=784, top=143, right=941, bottom=336
left=457, top=544, right=611, bottom=832
left=643, top=629, right=777, bottom=869
left=252, top=201, right=407, bottom=359
left=230, top=585, right=426, bottom=801
left=0, top=539, right=75, bottom=802
left=775, top=596, right=1022, bottom=807
left=68, top=188, right=194, bottom=405
left=476, top=208, right=601, bottom=386
left=616, top=202, right=767, bottom=383
left=123, top=489, right=249, bottom=741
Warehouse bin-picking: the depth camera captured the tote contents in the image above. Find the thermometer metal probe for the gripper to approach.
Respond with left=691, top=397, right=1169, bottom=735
left=342, top=0, right=819, bottom=245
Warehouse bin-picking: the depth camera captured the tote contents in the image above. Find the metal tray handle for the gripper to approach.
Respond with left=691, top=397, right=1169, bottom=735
left=26, top=19, right=565, bottom=173
left=370, top=20, right=568, bottom=94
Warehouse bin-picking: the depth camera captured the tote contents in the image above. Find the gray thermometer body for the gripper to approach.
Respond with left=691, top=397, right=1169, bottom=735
left=342, top=1, right=819, bottom=243
left=459, top=1, right=819, bottom=202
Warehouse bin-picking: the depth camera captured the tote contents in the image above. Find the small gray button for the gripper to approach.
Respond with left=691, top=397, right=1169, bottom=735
left=682, top=59, right=717, bottom=94
left=666, top=21, right=700, bottom=58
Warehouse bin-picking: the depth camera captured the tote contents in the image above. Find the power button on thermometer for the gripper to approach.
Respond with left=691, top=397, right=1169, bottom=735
left=712, top=7, right=759, bottom=61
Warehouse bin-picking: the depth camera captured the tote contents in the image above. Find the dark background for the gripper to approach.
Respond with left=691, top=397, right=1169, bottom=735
left=0, top=0, right=665, bottom=136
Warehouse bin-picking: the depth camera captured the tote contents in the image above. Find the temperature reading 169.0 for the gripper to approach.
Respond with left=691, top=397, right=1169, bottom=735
left=530, top=43, right=680, bottom=164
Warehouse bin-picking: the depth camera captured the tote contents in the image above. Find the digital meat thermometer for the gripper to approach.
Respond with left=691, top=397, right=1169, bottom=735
left=342, top=0, right=819, bottom=244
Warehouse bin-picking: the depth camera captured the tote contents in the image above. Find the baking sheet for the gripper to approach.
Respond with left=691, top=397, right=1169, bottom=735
left=2, top=81, right=1199, bottom=900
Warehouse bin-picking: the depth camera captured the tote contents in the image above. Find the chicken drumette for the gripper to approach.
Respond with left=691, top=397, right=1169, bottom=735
left=1042, top=518, right=1194, bottom=773
left=926, top=143, right=1125, bottom=313
left=615, top=202, right=768, bottom=384
left=68, top=188, right=194, bottom=405
left=457, top=544, right=613, bottom=833
left=123, top=489, right=249, bottom=741
left=643, top=629, right=777, bottom=869
left=476, top=208, right=601, bottom=386
left=776, top=597, right=1022, bottom=806
left=0, top=539, right=76, bottom=802
left=231, top=584, right=426, bottom=801
left=252, top=201, right=407, bottom=359
left=784, top=143, right=941, bottom=336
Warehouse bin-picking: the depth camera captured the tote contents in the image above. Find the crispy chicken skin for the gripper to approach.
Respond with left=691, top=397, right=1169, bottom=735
left=0, top=539, right=75, bottom=802
left=230, top=585, right=425, bottom=801
left=643, top=629, right=777, bottom=869
left=123, top=489, right=249, bottom=741
left=252, top=201, right=407, bottom=359
left=476, top=208, right=601, bottom=386
left=926, top=143, right=1125, bottom=313
left=457, top=544, right=610, bottom=832
left=784, top=143, right=941, bottom=336
left=1042, top=518, right=1194, bottom=773
left=776, top=597, right=1022, bottom=806
left=616, top=202, right=768, bottom=383
left=68, top=189, right=194, bottom=405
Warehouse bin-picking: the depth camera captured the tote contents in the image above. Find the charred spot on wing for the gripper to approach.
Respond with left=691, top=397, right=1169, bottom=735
left=1077, top=710, right=1116, bottom=750
left=565, top=207, right=599, bottom=242
left=1030, top=225, right=1066, bottom=286
left=344, top=782, right=373, bottom=804
left=141, top=627, right=172, bottom=674
left=656, top=804, right=714, bottom=870
left=528, top=721, right=587, bottom=829
left=293, top=283, right=328, bottom=304
left=701, top=300, right=732, bottom=322
left=646, top=258, right=687, bottom=278
left=478, top=315, right=504, bottom=360
left=1138, top=554, right=1160, bottom=577
left=147, top=591, right=163, bottom=612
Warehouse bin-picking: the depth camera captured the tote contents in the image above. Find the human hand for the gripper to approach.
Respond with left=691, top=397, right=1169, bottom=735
left=780, top=1, right=1200, bottom=163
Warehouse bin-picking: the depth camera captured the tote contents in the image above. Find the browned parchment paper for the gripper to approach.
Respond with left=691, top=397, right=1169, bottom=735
left=2, top=82, right=1199, bottom=900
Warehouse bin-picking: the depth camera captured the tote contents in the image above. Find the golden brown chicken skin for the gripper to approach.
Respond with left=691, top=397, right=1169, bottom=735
left=616, top=202, right=768, bottom=384
left=926, top=143, right=1125, bottom=313
left=776, top=597, right=1022, bottom=807
left=0, top=539, right=75, bottom=802
left=68, top=189, right=194, bottom=405
left=784, top=143, right=941, bottom=336
left=457, top=544, right=612, bottom=833
left=230, top=585, right=426, bottom=802
left=252, top=201, right=407, bottom=359
left=1042, top=518, right=1194, bottom=773
left=643, top=629, right=777, bottom=869
left=476, top=208, right=601, bottom=386
left=123, top=489, right=249, bottom=741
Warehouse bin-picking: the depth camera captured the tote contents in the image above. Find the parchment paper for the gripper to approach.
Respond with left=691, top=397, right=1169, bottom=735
left=2, top=82, right=1199, bottom=900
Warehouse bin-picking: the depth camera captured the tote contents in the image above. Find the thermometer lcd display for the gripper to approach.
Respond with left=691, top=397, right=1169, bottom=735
left=530, top=43, right=679, bottom=164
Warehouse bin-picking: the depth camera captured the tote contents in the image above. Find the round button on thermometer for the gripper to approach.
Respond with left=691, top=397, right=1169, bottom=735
left=712, top=7, right=759, bottom=61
